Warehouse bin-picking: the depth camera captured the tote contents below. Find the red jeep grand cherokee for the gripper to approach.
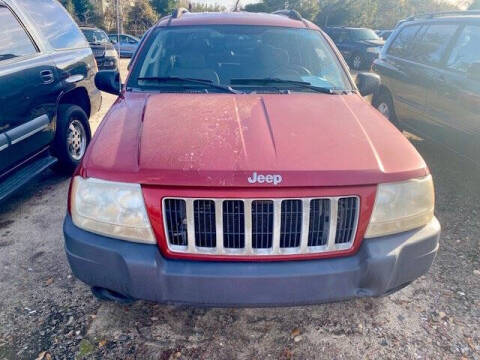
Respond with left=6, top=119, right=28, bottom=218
left=63, top=10, right=440, bottom=306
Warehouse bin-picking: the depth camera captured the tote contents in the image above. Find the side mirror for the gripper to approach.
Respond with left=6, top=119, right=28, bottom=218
left=468, top=63, right=480, bottom=81
left=356, top=72, right=381, bottom=97
left=95, top=70, right=121, bottom=95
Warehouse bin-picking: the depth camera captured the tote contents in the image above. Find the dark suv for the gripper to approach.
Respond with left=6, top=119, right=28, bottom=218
left=325, top=27, right=385, bottom=70
left=372, top=11, right=480, bottom=166
left=0, top=0, right=101, bottom=202
left=81, top=27, right=119, bottom=70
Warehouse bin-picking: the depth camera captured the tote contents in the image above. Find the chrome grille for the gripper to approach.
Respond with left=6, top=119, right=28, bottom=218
left=163, top=197, right=359, bottom=256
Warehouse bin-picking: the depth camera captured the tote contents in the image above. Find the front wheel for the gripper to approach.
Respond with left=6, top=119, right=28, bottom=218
left=373, top=90, right=400, bottom=129
left=53, top=105, right=91, bottom=174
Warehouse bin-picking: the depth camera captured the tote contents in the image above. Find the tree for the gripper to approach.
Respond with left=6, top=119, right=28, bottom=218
left=244, top=0, right=319, bottom=21
left=126, top=0, right=158, bottom=37
left=72, top=0, right=96, bottom=24
left=150, top=0, right=176, bottom=16
left=190, top=3, right=226, bottom=12
left=470, top=0, right=480, bottom=9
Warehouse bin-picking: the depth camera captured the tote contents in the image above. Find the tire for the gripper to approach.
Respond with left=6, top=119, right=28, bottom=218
left=53, top=104, right=91, bottom=174
left=352, top=53, right=363, bottom=71
left=373, top=90, right=400, bottom=129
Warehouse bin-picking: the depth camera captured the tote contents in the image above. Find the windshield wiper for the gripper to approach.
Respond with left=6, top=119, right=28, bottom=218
left=230, top=78, right=342, bottom=94
left=137, top=77, right=242, bottom=94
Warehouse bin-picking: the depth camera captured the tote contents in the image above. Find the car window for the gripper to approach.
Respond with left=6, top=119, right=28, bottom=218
left=387, top=25, right=421, bottom=59
left=0, top=6, right=36, bottom=61
left=16, top=0, right=88, bottom=50
left=447, top=25, right=480, bottom=73
left=130, top=25, right=352, bottom=92
left=412, top=24, right=458, bottom=65
left=82, top=29, right=110, bottom=43
left=350, top=29, right=380, bottom=41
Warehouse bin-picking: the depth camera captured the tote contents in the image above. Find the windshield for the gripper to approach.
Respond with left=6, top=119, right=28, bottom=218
left=82, top=29, right=110, bottom=43
left=350, top=29, right=380, bottom=41
left=129, top=25, right=352, bottom=93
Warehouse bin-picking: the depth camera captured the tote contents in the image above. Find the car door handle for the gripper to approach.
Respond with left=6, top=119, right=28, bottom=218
left=40, top=70, right=55, bottom=84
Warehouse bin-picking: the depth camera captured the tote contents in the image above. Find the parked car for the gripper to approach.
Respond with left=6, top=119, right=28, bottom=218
left=108, top=33, right=140, bottom=58
left=64, top=10, right=440, bottom=306
left=80, top=27, right=118, bottom=70
left=324, top=27, right=385, bottom=70
left=372, top=11, right=480, bottom=166
left=378, top=30, right=394, bottom=41
left=0, top=0, right=101, bottom=202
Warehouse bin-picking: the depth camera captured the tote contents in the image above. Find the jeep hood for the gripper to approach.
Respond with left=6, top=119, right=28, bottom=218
left=84, top=92, right=427, bottom=187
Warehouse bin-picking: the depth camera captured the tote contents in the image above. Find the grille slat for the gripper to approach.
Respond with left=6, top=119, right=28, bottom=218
left=163, top=196, right=358, bottom=256
left=223, top=200, right=245, bottom=249
left=252, top=200, right=274, bottom=249
left=280, top=200, right=302, bottom=248
left=335, top=198, right=358, bottom=244
left=194, top=200, right=216, bottom=248
left=164, top=199, right=188, bottom=246
left=308, top=199, right=330, bottom=247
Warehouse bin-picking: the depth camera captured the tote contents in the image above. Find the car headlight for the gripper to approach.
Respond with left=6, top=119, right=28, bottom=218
left=105, top=49, right=118, bottom=58
left=70, top=177, right=156, bottom=244
left=365, top=175, right=435, bottom=238
left=366, top=47, right=381, bottom=54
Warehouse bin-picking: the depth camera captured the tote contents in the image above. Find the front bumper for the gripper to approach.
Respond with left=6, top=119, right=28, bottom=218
left=64, top=215, right=440, bottom=307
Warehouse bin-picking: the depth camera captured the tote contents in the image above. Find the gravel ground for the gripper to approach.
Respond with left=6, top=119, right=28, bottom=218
left=0, top=60, right=479, bottom=360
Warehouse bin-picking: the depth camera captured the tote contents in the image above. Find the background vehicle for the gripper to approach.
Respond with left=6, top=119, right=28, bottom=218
left=108, top=33, right=140, bottom=58
left=325, top=27, right=385, bottom=70
left=378, top=30, right=394, bottom=40
left=81, top=26, right=118, bottom=70
left=372, top=12, right=480, bottom=166
left=0, top=0, right=100, bottom=202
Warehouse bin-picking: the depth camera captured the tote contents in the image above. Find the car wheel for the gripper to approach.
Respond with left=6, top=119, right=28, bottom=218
left=53, top=104, right=91, bottom=174
left=373, top=90, right=400, bottom=128
left=352, top=54, right=363, bottom=70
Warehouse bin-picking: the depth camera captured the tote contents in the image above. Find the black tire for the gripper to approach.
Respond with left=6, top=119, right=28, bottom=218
left=53, top=104, right=91, bottom=174
left=373, top=90, right=400, bottom=129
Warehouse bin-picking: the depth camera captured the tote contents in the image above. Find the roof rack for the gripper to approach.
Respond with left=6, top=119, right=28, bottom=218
left=404, top=10, right=480, bottom=22
left=273, top=9, right=303, bottom=21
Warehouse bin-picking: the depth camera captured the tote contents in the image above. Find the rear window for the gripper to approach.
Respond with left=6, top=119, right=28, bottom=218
left=387, top=25, right=421, bottom=59
left=16, top=0, right=88, bottom=50
left=447, top=25, right=480, bottom=73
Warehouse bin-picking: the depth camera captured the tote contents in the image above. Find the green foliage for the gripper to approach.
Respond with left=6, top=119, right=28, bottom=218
left=190, top=3, right=227, bottom=12
left=150, top=0, right=176, bottom=16
left=470, top=0, right=480, bottom=9
left=127, top=0, right=158, bottom=36
left=246, top=0, right=460, bottom=28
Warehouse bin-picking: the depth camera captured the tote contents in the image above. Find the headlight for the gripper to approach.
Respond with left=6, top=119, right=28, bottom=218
left=71, top=177, right=156, bottom=244
left=365, top=175, right=435, bottom=238
left=366, top=47, right=381, bottom=54
left=105, top=49, right=118, bottom=58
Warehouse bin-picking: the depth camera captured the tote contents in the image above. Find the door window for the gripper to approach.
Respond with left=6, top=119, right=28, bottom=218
left=16, top=0, right=88, bottom=50
left=387, top=25, right=421, bottom=59
left=447, top=25, right=480, bottom=73
left=412, top=24, right=458, bottom=65
left=0, top=6, right=36, bottom=61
